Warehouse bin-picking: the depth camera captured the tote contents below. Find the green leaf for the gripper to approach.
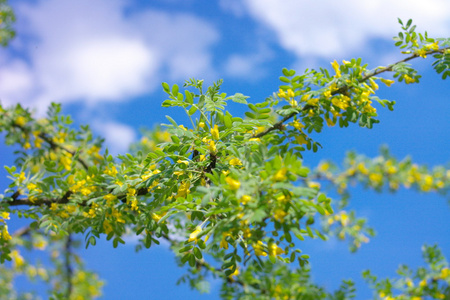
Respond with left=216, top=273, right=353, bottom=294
left=317, top=193, right=327, bottom=203
left=185, top=90, right=194, bottom=104
left=188, top=254, right=196, bottom=267
left=193, top=247, right=203, bottom=259
left=224, top=115, right=232, bottom=128
left=306, top=226, right=314, bottom=238
left=172, top=84, right=179, bottom=96
left=282, top=68, right=290, bottom=77
left=229, top=93, right=249, bottom=104
left=166, top=115, right=178, bottom=127
left=290, top=252, right=296, bottom=263
left=188, top=106, right=198, bottom=116
left=245, top=112, right=256, bottom=119
left=181, top=253, right=190, bottom=265
left=162, top=82, right=170, bottom=93
left=171, top=135, right=180, bottom=144
left=279, top=76, right=291, bottom=83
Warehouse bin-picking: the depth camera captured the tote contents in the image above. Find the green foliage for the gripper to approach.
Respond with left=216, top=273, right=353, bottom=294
left=0, top=18, right=449, bottom=300
left=0, top=0, right=15, bottom=46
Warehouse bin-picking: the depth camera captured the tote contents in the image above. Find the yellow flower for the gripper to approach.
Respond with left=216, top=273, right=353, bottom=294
left=240, top=195, right=252, bottom=205
left=176, top=181, right=190, bottom=198
left=151, top=213, right=162, bottom=222
left=332, top=96, right=349, bottom=110
left=18, top=172, right=26, bottom=184
left=225, top=177, right=241, bottom=190
left=380, top=78, right=395, bottom=87
left=0, top=212, right=10, bottom=220
left=14, top=116, right=27, bottom=127
left=274, top=208, right=287, bottom=223
left=440, top=267, right=450, bottom=279
left=331, top=60, right=341, bottom=78
left=273, top=168, right=287, bottom=182
left=229, top=268, right=239, bottom=278
left=292, top=120, right=304, bottom=131
left=60, top=155, right=72, bottom=171
left=403, top=75, right=416, bottom=84
left=210, top=124, right=220, bottom=140
left=306, top=97, right=319, bottom=106
left=198, top=122, right=205, bottom=128
left=277, top=89, right=287, bottom=99
left=425, top=41, right=439, bottom=50
left=127, top=188, right=136, bottom=197
left=287, top=89, right=295, bottom=98
left=357, top=162, right=368, bottom=175
left=179, top=125, right=188, bottom=131
left=406, top=278, right=413, bottom=287
left=419, top=279, right=427, bottom=287
left=130, top=199, right=139, bottom=211
left=11, top=250, right=25, bottom=268
left=177, top=159, right=189, bottom=165
left=1, top=225, right=12, bottom=241
left=369, top=78, right=379, bottom=91
left=229, top=158, right=242, bottom=166
left=208, top=140, right=217, bottom=153
left=104, top=166, right=118, bottom=176
left=188, top=226, right=202, bottom=242
left=268, top=241, right=284, bottom=257
left=369, top=173, right=383, bottom=185
left=416, top=49, right=427, bottom=58
left=253, top=241, right=267, bottom=256
left=220, top=233, right=231, bottom=249
left=340, top=213, right=349, bottom=226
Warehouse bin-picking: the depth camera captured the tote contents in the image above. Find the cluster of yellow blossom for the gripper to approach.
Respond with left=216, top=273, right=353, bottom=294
left=331, top=60, right=341, bottom=78
left=87, top=145, right=103, bottom=162
left=188, top=226, right=202, bottom=243
left=240, top=195, right=252, bottom=205
left=0, top=212, right=12, bottom=242
left=52, top=131, right=68, bottom=144
left=229, top=157, right=242, bottom=166
left=225, top=176, right=241, bottom=191
left=319, top=155, right=449, bottom=194
left=210, top=124, right=220, bottom=140
left=253, top=240, right=284, bottom=258
left=403, top=74, right=416, bottom=84
left=103, top=165, right=118, bottom=177
left=176, top=181, right=190, bottom=198
left=11, top=250, right=25, bottom=269
left=273, top=208, right=287, bottom=223
left=69, top=174, right=97, bottom=196
left=289, top=120, right=309, bottom=145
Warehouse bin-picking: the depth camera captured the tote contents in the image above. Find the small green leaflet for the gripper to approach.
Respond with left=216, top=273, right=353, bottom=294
left=228, top=93, right=249, bottom=104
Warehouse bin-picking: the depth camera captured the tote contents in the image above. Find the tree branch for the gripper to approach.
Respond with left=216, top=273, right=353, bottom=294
left=253, top=47, right=449, bottom=140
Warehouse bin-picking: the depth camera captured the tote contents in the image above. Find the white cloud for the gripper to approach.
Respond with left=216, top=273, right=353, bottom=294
left=0, top=59, right=35, bottom=105
left=92, top=121, right=137, bottom=155
left=242, top=0, right=450, bottom=59
left=0, top=0, right=219, bottom=111
left=224, top=45, right=273, bottom=79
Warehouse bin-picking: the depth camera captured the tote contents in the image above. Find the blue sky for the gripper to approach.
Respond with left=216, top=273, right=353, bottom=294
left=1, top=0, right=449, bottom=299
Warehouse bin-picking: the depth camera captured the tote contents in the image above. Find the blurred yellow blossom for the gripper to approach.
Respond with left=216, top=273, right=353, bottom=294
left=188, top=226, right=202, bottom=242
left=225, top=177, right=241, bottom=190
